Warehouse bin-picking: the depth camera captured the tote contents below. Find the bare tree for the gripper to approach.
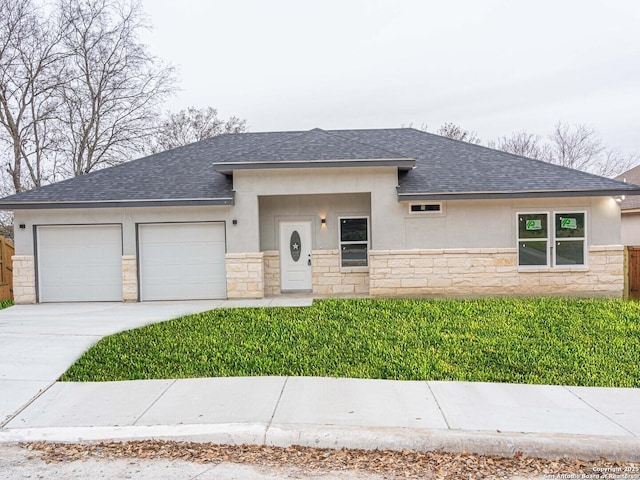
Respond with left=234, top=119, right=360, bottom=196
left=488, top=131, right=551, bottom=161
left=0, top=0, right=65, bottom=193
left=546, top=122, right=635, bottom=177
left=488, top=123, right=636, bottom=178
left=55, top=0, right=176, bottom=176
left=547, top=122, right=604, bottom=172
left=436, top=122, right=481, bottom=144
left=591, top=148, right=638, bottom=179
left=147, top=106, right=247, bottom=154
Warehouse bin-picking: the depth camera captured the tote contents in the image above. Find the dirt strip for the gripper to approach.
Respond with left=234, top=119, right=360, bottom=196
left=25, top=440, right=638, bottom=479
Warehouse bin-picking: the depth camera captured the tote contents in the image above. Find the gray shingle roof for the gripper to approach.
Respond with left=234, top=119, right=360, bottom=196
left=0, top=128, right=637, bottom=209
left=343, top=129, right=639, bottom=199
left=218, top=128, right=412, bottom=163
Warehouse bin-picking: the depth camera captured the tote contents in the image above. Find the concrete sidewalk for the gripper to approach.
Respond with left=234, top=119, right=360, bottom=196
left=1, top=376, right=639, bottom=461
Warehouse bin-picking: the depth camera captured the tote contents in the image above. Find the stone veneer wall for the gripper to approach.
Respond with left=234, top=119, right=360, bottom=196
left=13, top=255, right=36, bottom=304
left=263, top=250, right=369, bottom=296
left=263, top=251, right=280, bottom=296
left=122, top=255, right=137, bottom=302
left=369, top=246, right=624, bottom=297
left=225, top=253, right=265, bottom=299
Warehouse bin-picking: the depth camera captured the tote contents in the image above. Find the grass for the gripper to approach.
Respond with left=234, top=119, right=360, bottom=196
left=61, top=298, right=640, bottom=387
left=0, top=299, right=13, bottom=309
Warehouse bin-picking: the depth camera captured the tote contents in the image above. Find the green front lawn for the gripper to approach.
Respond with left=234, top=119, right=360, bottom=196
left=61, top=298, right=640, bottom=387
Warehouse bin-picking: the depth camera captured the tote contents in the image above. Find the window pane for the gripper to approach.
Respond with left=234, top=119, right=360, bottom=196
left=555, top=213, right=585, bottom=238
left=556, top=240, right=584, bottom=265
left=411, top=204, right=441, bottom=212
left=340, top=218, right=368, bottom=242
left=518, top=241, right=547, bottom=266
left=518, top=214, right=548, bottom=239
left=341, top=244, right=368, bottom=267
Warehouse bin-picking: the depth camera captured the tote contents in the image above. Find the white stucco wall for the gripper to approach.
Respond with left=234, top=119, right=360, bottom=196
left=400, top=196, right=621, bottom=249
left=258, top=193, right=370, bottom=251
left=13, top=205, right=233, bottom=256
left=232, top=167, right=402, bottom=252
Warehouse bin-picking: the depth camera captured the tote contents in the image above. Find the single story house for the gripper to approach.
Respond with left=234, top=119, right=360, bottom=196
left=1, top=127, right=639, bottom=304
left=615, top=164, right=640, bottom=246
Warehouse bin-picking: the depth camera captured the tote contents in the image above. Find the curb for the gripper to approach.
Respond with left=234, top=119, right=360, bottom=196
left=2, top=423, right=639, bottom=462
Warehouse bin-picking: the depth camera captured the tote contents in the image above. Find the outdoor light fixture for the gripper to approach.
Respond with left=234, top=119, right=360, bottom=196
left=320, top=216, right=326, bottom=225
left=615, top=195, right=626, bottom=203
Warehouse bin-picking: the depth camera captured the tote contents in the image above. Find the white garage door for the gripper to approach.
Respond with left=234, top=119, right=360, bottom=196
left=138, top=222, right=226, bottom=301
left=37, top=225, right=123, bottom=302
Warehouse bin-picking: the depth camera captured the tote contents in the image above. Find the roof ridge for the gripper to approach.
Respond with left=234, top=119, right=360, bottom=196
left=219, top=128, right=412, bottom=162
left=322, top=128, right=413, bottom=159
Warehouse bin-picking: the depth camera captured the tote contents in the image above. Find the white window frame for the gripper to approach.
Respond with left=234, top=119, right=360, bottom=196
left=553, top=210, right=588, bottom=269
left=338, top=216, right=370, bottom=270
left=516, top=210, right=588, bottom=270
left=516, top=212, right=551, bottom=269
left=408, top=202, right=445, bottom=216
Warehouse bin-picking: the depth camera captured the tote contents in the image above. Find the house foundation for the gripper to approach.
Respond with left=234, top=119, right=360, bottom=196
left=369, top=246, right=624, bottom=297
left=263, top=250, right=369, bottom=296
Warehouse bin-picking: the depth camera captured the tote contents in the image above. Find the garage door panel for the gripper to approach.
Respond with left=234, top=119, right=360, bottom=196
left=37, top=225, right=122, bottom=302
left=139, top=222, right=226, bottom=301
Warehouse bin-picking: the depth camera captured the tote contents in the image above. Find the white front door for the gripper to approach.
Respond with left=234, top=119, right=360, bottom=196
left=280, top=221, right=312, bottom=292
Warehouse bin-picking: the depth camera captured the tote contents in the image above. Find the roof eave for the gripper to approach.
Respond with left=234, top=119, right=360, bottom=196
left=213, top=158, right=416, bottom=174
left=0, top=197, right=235, bottom=210
left=397, top=188, right=640, bottom=201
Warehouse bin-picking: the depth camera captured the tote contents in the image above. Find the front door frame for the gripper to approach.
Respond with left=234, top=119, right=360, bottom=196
left=279, top=220, right=313, bottom=292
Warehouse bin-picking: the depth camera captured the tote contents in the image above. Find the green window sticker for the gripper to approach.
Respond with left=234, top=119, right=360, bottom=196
left=561, top=217, right=577, bottom=229
left=526, top=219, right=542, bottom=230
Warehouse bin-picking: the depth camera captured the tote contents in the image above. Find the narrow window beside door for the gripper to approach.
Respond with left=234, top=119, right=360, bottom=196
left=339, top=217, right=369, bottom=268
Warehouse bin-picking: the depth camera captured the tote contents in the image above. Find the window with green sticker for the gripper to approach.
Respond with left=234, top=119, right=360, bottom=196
left=555, top=213, right=585, bottom=265
left=516, top=211, right=586, bottom=268
left=517, top=213, right=548, bottom=266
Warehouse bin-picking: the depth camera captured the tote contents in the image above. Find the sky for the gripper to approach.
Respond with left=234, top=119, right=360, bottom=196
left=139, top=0, right=640, bottom=154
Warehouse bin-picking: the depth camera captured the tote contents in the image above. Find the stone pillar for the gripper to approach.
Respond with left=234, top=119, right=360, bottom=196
left=225, top=253, right=265, bottom=299
left=12, top=255, right=36, bottom=304
left=122, top=255, right=138, bottom=302
left=263, top=251, right=281, bottom=296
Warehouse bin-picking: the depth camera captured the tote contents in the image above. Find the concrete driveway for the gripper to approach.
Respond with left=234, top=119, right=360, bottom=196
left=0, top=298, right=312, bottom=425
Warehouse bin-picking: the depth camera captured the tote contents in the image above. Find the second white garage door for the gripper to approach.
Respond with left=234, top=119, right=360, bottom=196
left=138, top=222, right=226, bottom=301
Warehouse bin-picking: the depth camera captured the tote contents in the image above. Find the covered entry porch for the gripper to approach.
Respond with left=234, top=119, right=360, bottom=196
left=258, top=193, right=371, bottom=296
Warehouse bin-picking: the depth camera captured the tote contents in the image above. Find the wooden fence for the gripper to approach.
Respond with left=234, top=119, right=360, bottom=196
left=0, top=237, right=14, bottom=300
